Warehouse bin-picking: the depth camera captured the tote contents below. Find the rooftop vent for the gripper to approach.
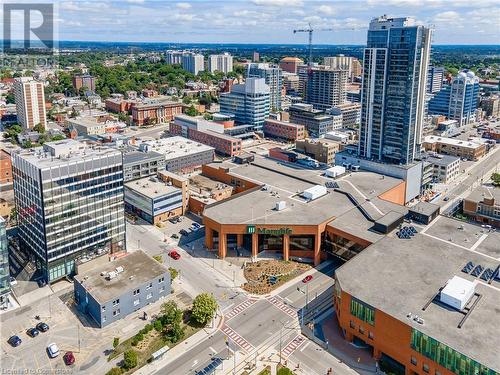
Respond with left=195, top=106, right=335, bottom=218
left=440, top=276, right=476, bottom=310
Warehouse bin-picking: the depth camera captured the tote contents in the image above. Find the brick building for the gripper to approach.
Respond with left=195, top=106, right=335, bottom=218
left=263, top=119, right=305, bottom=142
left=131, top=101, right=183, bottom=126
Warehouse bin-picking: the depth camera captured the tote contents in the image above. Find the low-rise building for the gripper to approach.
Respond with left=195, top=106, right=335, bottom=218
left=295, top=138, right=342, bottom=165
left=480, top=96, right=500, bottom=118
left=66, top=117, right=106, bottom=136
left=424, top=154, right=461, bottom=183
left=131, top=100, right=183, bottom=126
left=125, top=176, right=186, bottom=224
left=329, top=102, right=361, bottom=128
left=263, top=119, right=305, bottom=142
left=422, top=136, right=487, bottom=161
left=74, top=251, right=171, bottom=328
left=136, top=137, right=214, bottom=173
left=122, top=149, right=166, bottom=182
left=289, top=103, right=334, bottom=138
left=463, top=186, right=500, bottom=227
left=0, top=149, right=13, bottom=191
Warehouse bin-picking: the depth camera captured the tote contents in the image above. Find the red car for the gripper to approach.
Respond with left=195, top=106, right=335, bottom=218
left=302, top=275, right=313, bottom=283
left=63, top=351, right=75, bottom=366
left=169, top=250, right=181, bottom=260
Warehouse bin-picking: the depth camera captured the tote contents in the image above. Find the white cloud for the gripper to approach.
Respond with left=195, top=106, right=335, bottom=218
left=176, top=2, right=192, bottom=9
left=125, top=0, right=145, bottom=4
left=252, top=0, right=303, bottom=7
left=433, top=11, right=462, bottom=24
left=317, top=5, right=336, bottom=16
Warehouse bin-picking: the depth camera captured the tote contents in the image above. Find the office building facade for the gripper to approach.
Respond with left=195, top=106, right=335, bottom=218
left=358, top=16, right=432, bottom=165
left=219, top=78, right=270, bottom=129
left=427, top=66, right=445, bottom=94
left=247, top=63, right=282, bottom=111
left=208, top=53, right=233, bottom=74
left=428, top=71, right=480, bottom=126
left=0, top=217, right=10, bottom=309
left=122, top=150, right=166, bottom=182
left=12, top=140, right=126, bottom=282
left=324, top=55, right=362, bottom=80
left=289, top=103, right=334, bottom=138
left=14, top=77, right=47, bottom=131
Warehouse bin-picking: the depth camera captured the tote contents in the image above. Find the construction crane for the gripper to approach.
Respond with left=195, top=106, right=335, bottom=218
left=293, top=23, right=334, bottom=68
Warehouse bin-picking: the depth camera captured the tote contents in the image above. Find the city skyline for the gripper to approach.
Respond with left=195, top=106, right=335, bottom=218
left=3, top=0, right=498, bottom=45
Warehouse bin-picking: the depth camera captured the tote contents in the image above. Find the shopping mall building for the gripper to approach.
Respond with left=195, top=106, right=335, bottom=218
left=202, top=157, right=409, bottom=265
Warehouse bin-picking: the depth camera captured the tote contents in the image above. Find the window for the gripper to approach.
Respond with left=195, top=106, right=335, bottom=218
left=113, top=299, right=120, bottom=306
left=435, top=371, right=441, bottom=375
left=147, top=293, right=152, bottom=299
left=350, top=297, right=375, bottom=325
left=359, top=326, right=365, bottom=334
left=133, top=299, right=140, bottom=306
left=159, top=277, right=164, bottom=283
left=349, top=320, right=356, bottom=329
left=411, top=357, right=417, bottom=366
left=103, top=316, right=106, bottom=323
left=146, top=283, right=152, bottom=290
left=113, top=309, right=120, bottom=316
left=133, top=289, right=140, bottom=295
left=102, top=306, right=106, bottom=312
left=159, top=286, right=165, bottom=293
left=368, top=331, right=374, bottom=340
left=423, top=364, right=429, bottom=373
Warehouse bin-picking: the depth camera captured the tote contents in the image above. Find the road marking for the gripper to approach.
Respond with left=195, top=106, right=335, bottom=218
left=224, top=298, right=258, bottom=321
left=266, top=296, right=297, bottom=319
left=282, top=335, right=306, bottom=357
left=470, top=233, right=488, bottom=251
left=191, top=360, right=199, bottom=368
left=220, top=324, right=254, bottom=353
left=300, top=341, right=310, bottom=352
left=422, top=232, right=499, bottom=261
left=209, top=346, right=217, bottom=354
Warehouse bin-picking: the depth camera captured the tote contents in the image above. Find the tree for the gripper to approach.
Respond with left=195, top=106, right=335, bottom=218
left=33, top=123, right=45, bottom=134
left=22, top=140, right=33, bottom=149
left=185, top=105, right=198, bottom=117
left=153, top=319, right=163, bottom=332
left=168, top=322, right=185, bottom=343
left=70, top=107, right=79, bottom=118
left=191, top=293, right=218, bottom=326
left=161, top=301, right=182, bottom=327
left=5, top=92, right=15, bottom=104
left=168, top=267, right=178, bottom=280
left=123, top=350, right=138, bottom=370
left=182, top=96, right=192, bottom=105
left=51, top=134, right=66, bottom=141
left=113, top=337, right=120, bottom=348
left=277, top=367, right=295, bottom=375
left=492, top=172, right=500, bottom=186
left=153, top=255, right=163, bottom=263
left=106, top=368, right=123, bottom=375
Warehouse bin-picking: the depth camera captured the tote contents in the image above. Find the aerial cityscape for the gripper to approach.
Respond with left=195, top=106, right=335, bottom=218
left=1, top=1, right=500, bottom=375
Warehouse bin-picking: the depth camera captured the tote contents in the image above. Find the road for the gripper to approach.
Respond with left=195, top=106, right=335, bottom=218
left=154, top=263, right=344, bottom=375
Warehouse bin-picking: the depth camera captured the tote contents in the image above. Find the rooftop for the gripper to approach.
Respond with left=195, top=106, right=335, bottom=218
left=74, top=251, right=169, bottom=304
left=125, top=176, right=180, bottom=199
left=136, top=136, right=214, bottom=160
left=425, top=154, right=461, bottom=167
left=123, top=149, right=165, bottom=165
left=12, top=140, right=121, bottom=169
left=423, top=135, right=484, bottom=149
left=464, top=185, right=500, bottom=204
left=204, top=156, right=406, bottom=228
left=335, top=224, right=500, bottom=372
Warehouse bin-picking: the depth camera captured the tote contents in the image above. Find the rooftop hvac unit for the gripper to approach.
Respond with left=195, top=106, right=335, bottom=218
left=115, top=266, right=124, bottom=274
left=107, top=271, right=117, bottom=280
left=276, top=201, right=286, bottom=211
left=440, top=276, right=475, bottom=310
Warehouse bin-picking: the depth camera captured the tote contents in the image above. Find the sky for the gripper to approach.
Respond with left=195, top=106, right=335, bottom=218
left=2, top=0, right=500, bottom=45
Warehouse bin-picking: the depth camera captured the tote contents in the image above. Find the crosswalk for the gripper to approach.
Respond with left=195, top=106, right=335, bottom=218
left=266, top=296, right=297, bottom=319
left=282, top=335, right=306, bottom=357
left=224, top=298, right=258, bottom=321
left=221, top=324, right=255, bottom=353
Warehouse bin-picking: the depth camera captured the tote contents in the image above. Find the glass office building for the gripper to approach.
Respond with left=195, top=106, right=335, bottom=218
left=12, top=140, right=126, bottom=282
left=358, top=16, right=432, bottom=165
left=0, top=217, right=10, bottom=309
left=247, top=63, right=282, bottom=112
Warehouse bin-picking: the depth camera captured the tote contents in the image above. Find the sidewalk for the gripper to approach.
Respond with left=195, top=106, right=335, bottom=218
left=134, top=311, right=224, bottom=375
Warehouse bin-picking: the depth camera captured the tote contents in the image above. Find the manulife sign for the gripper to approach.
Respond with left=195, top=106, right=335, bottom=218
left=246, top=225, right=292, bottom=235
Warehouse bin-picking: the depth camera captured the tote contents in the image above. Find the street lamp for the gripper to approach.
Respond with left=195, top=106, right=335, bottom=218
left=297, top=284, right=309, bottom=325
left=279, top=319, right=291, bottom=364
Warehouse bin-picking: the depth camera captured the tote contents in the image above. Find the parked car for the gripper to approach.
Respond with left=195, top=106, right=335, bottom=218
left=169, top=250, right=181, bottom=260
left=8, top=335, right=22, bottom=347
left=302, top=275, right=313, bottom=283
left=47, top=343, right=60, bottom=358
left=170, top=233, right=179, bottom=239
left=443, top=196, right=449, bottom=201
left=168, top=218, right=177, bottom=224
left=36, top=322, right=49, bottom=332
left=179, top=229, right=189, bottom=236
left=9, top=277, right=17, bottom=286
left=192, top=222, right=201, bottom=228
left=63, top=351, right=75, bottom=365
left=26, top=328, right=40, bottom=338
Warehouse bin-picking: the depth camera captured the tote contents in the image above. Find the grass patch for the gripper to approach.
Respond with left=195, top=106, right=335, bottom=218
left=277, top=364, right=296, bottom=375
left=258, top=366, right=272, bottom=375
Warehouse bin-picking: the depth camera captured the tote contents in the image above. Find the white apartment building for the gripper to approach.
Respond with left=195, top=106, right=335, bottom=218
left=208, top=53, right=233, bottom=74
left=182, top=53, right=205, bottom=75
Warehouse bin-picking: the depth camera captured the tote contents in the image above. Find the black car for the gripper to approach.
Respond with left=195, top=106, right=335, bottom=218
left=179, top=229, right=189, bottom=236
left=36, top=322, right=49, bottom=332
left=8, top=335, right=22, bottom=347
left=27, top=328, right=40, bottom=337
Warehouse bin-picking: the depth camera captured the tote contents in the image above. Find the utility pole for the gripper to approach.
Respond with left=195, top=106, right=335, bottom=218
left=77, top=324, right=81, bottom=353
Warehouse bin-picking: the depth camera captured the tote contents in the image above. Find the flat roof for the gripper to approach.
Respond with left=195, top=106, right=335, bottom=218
left=465, top=185, right=500, bottom=204
left=335, top=229, right=500, bottom=371
left=204, top=156, right=406, bottom=228
left=409, top=201, right=441, bottom=217
left=424, top=135, right=483, bottom=149
left=136, top=136, right=214, bottom=160
left=426, top=154, right=461, bottom=167
left=12, top=140, right=121, bottom=169
left=123, top=150, right=165, bottom=165
left=74, top=251, right=168, bottom=304
left=125, top=177, right=180, bottom=199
